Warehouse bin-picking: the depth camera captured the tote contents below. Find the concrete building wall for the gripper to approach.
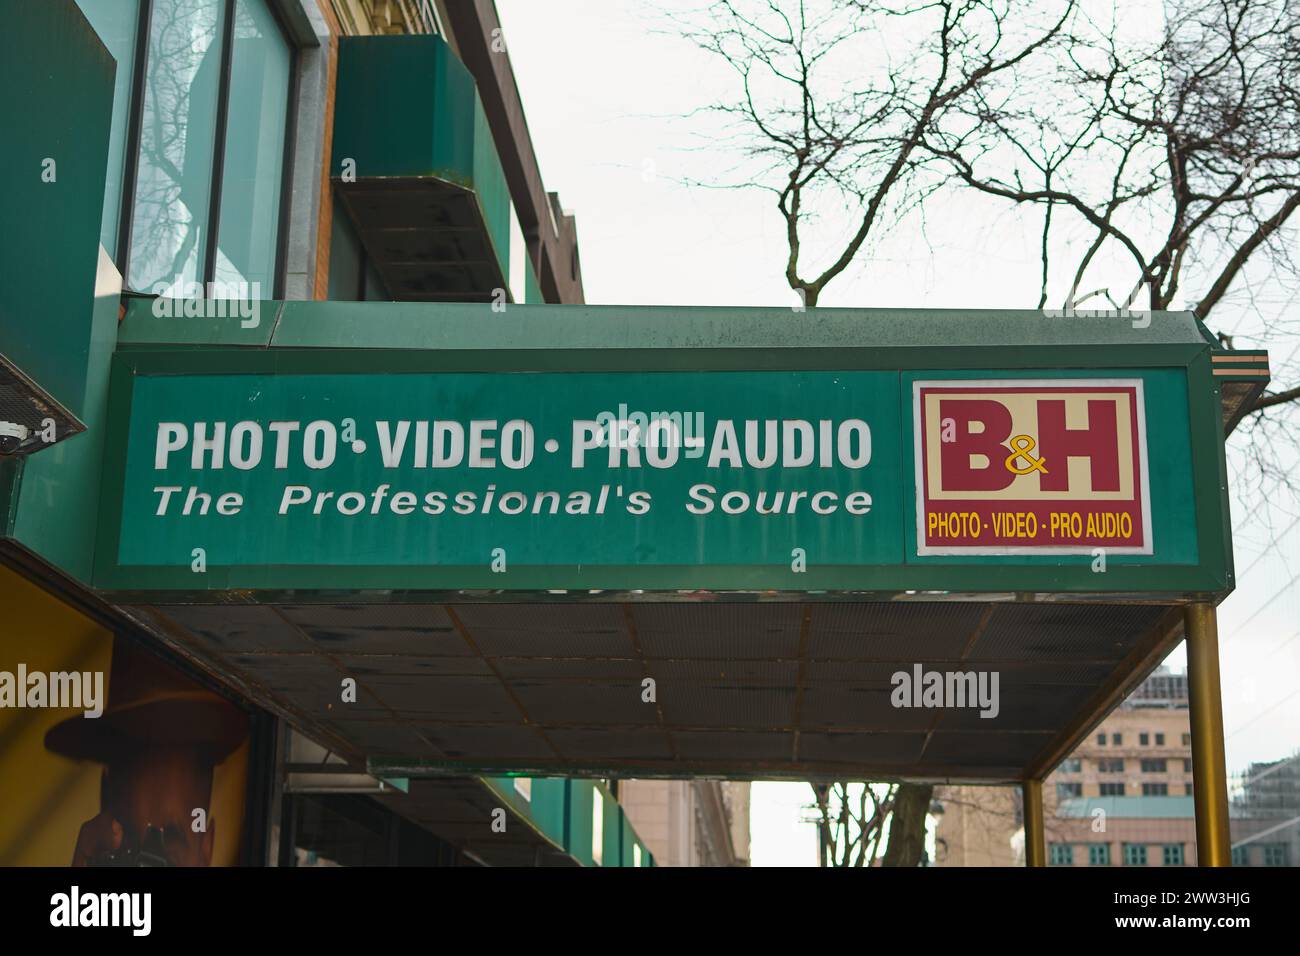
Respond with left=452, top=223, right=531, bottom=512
left=620, top=780, right=751, bottom=867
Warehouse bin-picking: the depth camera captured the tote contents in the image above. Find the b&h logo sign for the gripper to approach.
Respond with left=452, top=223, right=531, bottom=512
left=913, top=379, right=1152, bottom=556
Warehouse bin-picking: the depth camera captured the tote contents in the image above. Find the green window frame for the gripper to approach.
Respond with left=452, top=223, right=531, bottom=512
left=1089, top=843, right=1111, bottom=866
left=1123, top=843, right=1148, bottom=866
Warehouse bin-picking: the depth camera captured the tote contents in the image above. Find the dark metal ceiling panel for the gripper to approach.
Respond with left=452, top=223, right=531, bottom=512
left=807, top=602, right=989, bottom=660
left=969, top=603, right=1166, bottom=660
left=144, top=599, right=1181, bottom=784
left=631, top=603, right=804, bottom=659
left=280, top=603, right=466, bottom=656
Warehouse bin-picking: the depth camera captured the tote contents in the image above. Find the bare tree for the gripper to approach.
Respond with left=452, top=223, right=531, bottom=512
left=809, top=782, right=894, bottom=866
left=926, top=0, right=1300, bottom=382
left=678, top=0, right=1079, bottom=305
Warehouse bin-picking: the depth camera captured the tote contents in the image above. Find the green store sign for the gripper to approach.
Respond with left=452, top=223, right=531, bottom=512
left=95, top=346, right=1230, bottom=598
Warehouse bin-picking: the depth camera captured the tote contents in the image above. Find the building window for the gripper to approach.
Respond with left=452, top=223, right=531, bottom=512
left=1142, top=783, right=1169, bottom=796
left=1183, top=759, right=1192, bottom=772
left=1099, top=758, right=1125, bottom=773
left=1097, top=733, right=1106, bottom=746
left=1057, top=782, right=1083, bottom=800
left=1099, top=783, right=1125, bottom=796
left=213, top=0, right=294, bottom=292
left=1231, top=846, right=1248, bottom=866
left=1049, top=844, right=1074, bottom=865
left=1123, top=843, right=1148, bottom=866
left=1155, top=733, right=1165, bottom=746
left=1263, top=844, right=1289, bottom=867
left=1140, top=759, right=1167, bottom=773
left=1089, top=844, right=1111, bottom=866
left=1112, top=733, right=1123, bottom=745
left=1059, top=758, right=1082, bottom=773
left=1139, top=733, right=1149, bottom=746
left=1162, top=844, right=1184, bottom=866
left=85, top=0, right=296, bottom=296
left=1182, top=733, right=1191, bottom=746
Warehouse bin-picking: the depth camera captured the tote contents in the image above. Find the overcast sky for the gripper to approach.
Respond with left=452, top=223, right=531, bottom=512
left=496, top=0, right=1300, bottom=866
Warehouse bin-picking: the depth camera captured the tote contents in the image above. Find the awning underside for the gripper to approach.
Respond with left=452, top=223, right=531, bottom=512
left=135, top=600, right=1179, bottom=783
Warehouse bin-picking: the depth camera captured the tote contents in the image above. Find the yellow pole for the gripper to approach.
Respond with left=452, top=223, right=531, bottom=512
left=1023, top=778, right=1046, bottom=867
left=1185, top=602, right=1232, bottom=866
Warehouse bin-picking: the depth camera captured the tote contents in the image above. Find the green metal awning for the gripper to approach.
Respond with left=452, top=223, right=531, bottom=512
left=77, top=299, right=1266, bottom=784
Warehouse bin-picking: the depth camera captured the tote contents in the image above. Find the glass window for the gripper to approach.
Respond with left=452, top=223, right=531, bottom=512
left=213, top=0, right=291, bottom=295
left=1056, top=783, right=1082, bottom=800
left=1231, top=846, right=1248, bottom=866
left=1123, top=843, right=1148, bottom=866
left=1089, top=843, right=1111, bottom=866
left=1155, top=733, right=1165, bottom=746
left=128, top=0, right=227, bottom=293
left=1184, top=759, right=1192, bottom=772
left=1096, top=734, right=1106, bottom=746
left=1100, top=758, right=1125, bottom=773
left=1182, top=733, right=1191, bottom=746
left=1263, top=844, right=1289, bottom=867
left=1060, top=758, right=1082, bottom=773
left=1049, top=844, right=1073, bottom=865
left=1099, top=783, right=1125, bottom=796
left=1162, top=844, right=1184, bottom=866
left=1142, top=783, right=1169, bottom=796
left=1141, top=759, right=1167, bottom=773
left=124, top=0, right=291, bottom=295
left=1139, top=733, right=1149, bottom=746
left=76, top=0, right=143, bottom=258
left=1112, top=733, right=1123, bottom=745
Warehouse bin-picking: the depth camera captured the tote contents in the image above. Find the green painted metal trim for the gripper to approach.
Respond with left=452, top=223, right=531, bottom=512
left=477, top=775, right=573, bottom=861
left=118, top=299, right=1218, bottom=351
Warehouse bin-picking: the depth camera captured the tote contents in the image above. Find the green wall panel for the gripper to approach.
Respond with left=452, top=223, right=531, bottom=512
left=0, top=0, right=115, bottom=416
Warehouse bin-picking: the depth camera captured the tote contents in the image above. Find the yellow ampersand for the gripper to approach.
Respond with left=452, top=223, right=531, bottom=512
left=1004, top=434, right=1048, bottom=475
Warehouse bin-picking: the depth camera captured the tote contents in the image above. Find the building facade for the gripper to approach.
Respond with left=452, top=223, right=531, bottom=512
left=0, top=0, right=636, bottom=868
left=620, top=780, right=751, bottom=867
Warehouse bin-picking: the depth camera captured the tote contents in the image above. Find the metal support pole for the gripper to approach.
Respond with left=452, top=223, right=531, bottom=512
left=1186, top=602, right=1232, bottom=866
left=1023, top=778, right=1046, bottom=867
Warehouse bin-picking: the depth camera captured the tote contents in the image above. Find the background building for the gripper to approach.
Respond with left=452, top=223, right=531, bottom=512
left=620, top=780, right=751, bottom=867
left=937, top=667, right=1297, bottom=866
